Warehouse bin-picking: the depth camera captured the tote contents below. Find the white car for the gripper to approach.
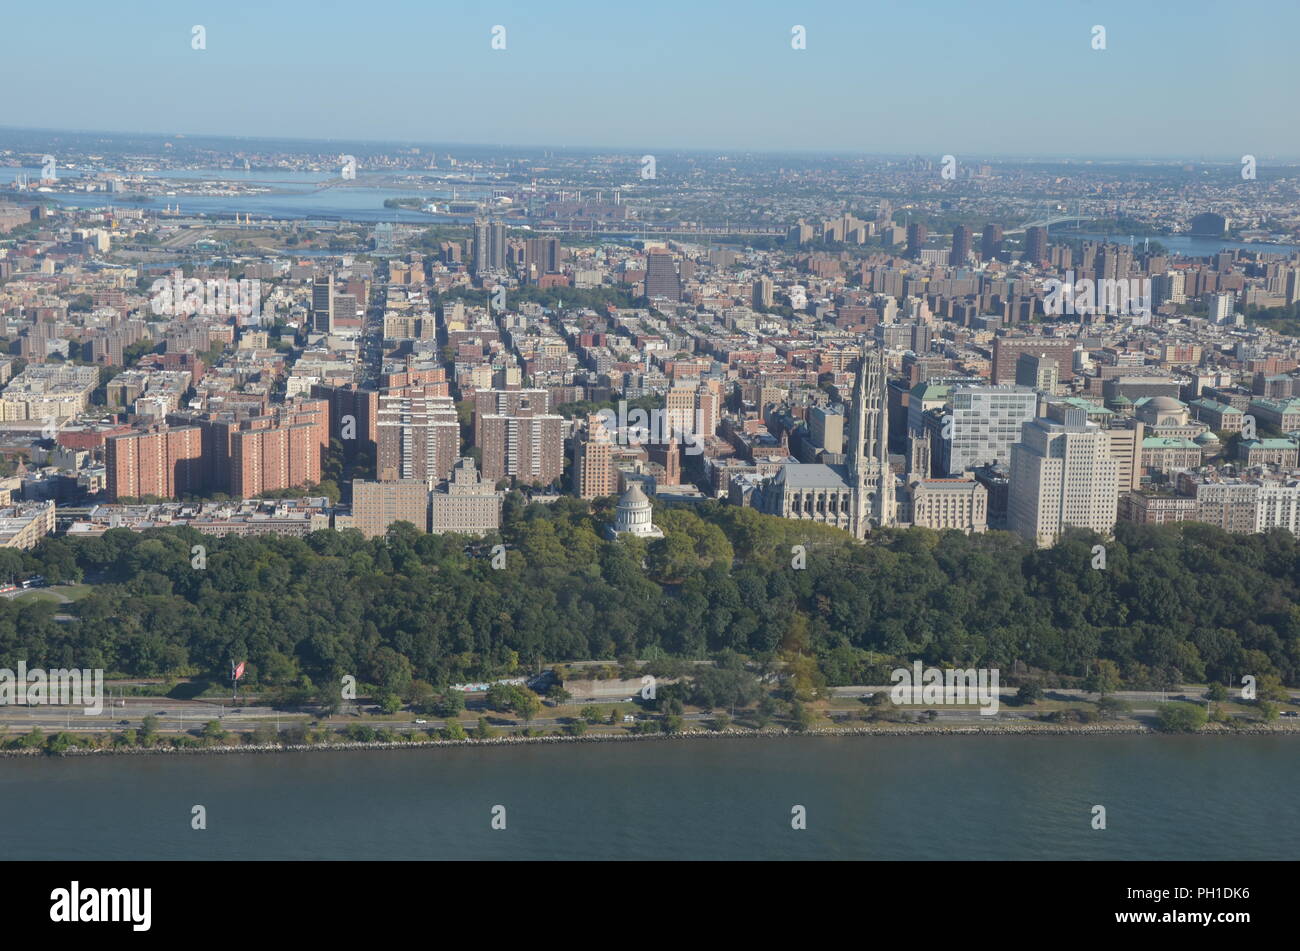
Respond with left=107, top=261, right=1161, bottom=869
left=414, top=719, right=427, bottom=724
left=622, top=715, right=635, bottom=723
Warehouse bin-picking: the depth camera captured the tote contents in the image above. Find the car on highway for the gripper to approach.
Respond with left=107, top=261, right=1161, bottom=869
left=118, top=719, right=130, bottom=725
left=414, top=719, right=427, bottom=724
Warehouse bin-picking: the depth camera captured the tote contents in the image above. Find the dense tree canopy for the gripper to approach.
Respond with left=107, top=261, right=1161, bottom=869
left=4, top=500, right=1299, bottom=692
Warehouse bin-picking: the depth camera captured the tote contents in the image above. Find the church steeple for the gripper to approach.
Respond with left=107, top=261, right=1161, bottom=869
left=848, top=345, right=894, bottom=538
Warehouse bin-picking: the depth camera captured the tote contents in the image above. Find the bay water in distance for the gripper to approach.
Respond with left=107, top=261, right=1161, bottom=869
left=1, top=735, right=1295, bottom=860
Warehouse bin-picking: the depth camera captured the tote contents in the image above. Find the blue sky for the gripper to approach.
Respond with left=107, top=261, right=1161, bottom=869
left=4, top=0, right=1297, bottom=158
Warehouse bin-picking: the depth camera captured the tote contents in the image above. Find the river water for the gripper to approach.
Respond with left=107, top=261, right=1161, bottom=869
left=1, top=735, right=1294, bottom=860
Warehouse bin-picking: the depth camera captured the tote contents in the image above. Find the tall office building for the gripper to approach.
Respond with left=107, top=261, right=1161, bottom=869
left=644, top=252, right=682, bottom=301
left=950, top=225, right=973, bottom=266
left=311, top=275, right=334, bottom=333
left=1008, top=408, right=1119, bottom=547
left=332, top=293, right=359, bottom=324
left=1024, top=227, right=1049, bottom=267
left=981, top=224, right=1003, bottom=262
left=848, top=346, right=895, bottom=538
left=752, top=276, right=774, bottom=308
left=906, top=223, right=928, bottom=258
left=943, top=385, right=1038, bottom=476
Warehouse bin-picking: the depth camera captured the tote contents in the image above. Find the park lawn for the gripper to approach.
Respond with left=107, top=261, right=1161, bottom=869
left=50, top=584, right=93, bottom=600
left=13, top=590, right=63, bottom=604
left=14, top=584, right=93, bottom=603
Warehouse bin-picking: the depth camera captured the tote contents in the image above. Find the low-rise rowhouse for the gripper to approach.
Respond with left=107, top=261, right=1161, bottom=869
left=64, top=498, right=330, bottom=539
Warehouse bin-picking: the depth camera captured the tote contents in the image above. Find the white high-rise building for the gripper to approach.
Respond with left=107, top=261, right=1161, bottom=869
left=1008, top=408, right=1119, bottom=548
left=1209, top=291, right=1235, bottom=322
left=944, top=385, right=1038, bottom=476
left=1256, top=483, right=1300, bottom=534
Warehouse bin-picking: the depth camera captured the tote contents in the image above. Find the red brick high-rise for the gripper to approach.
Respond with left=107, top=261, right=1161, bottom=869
left=105, top=426, right=204, bottom=500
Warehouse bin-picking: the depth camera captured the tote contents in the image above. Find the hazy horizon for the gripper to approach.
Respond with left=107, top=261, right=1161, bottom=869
left=5, top=0, right=1298, bottom=159
left=2, top=124, right=1296, bottom=166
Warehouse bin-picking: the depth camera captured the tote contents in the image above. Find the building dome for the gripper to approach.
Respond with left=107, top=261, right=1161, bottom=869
left=607, top=482, right=663, bottom=539
left=1148, top=396, right=1185, bottom=412
left=1195, top=430, right=1220, bottom=445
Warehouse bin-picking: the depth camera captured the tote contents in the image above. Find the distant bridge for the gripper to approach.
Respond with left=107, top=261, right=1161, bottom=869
left=1003, top=215, right=1094, bottom=235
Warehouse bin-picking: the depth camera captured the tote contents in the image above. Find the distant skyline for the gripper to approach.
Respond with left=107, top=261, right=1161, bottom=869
left=5, top=0, right=1299, bottom=159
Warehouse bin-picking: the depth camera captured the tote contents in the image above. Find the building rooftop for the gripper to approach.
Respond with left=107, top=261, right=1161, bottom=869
left=771, top=463, right=850, bottom=489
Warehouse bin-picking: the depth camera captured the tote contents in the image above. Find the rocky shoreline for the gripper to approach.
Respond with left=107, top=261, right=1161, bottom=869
left=3, top=718, right=1298, bottom=759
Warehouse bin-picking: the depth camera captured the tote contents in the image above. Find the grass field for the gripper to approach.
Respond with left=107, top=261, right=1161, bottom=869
left=13, top=584, right=93, bottom=603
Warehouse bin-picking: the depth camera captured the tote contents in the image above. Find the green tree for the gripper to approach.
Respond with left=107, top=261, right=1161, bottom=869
left=250, top=721, right=279, bottom=744
left=1084, top=660, right=1121, bottom=696
left=1095, top=696, right=1132, bottom=719
left=1155, top=702, right=1208, bottom=733
left=514, top=691, right=541, bottom=726
left=429, top=688, right=465, bottom=718
left=1016, top=683, right=1044, bottom=706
